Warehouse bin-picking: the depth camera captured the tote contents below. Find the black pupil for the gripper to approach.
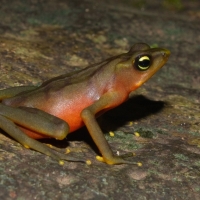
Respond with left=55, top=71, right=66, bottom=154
left=139, top=59, right=150, bottom=67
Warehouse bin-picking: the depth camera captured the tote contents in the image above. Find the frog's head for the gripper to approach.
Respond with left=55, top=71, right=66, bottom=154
left=116, top=43, right=170, bottom=91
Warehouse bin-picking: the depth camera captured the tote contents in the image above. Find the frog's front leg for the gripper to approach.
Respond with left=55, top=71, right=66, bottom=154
left=0, top=104, right=86, bottom=163
left=81, top=92, right=137, bottom=165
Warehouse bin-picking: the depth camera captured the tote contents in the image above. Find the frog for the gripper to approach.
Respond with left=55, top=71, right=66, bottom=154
left=0, top=43, right=170, bottom=165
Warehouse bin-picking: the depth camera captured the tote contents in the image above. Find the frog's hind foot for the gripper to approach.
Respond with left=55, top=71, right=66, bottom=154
left=53, top=150, right=87, bottom=164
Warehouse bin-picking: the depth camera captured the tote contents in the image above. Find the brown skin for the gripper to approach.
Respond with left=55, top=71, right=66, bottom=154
left=0, top=43, right=170, bottom=165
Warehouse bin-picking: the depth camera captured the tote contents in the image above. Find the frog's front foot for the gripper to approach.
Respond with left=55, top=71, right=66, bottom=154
left=96, top=153, right=141, bottom=165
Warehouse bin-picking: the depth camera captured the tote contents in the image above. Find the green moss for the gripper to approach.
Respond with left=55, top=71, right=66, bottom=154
left=135, top=128, right=155, bottom=138
left=105, top=131, right=143, bottom=150
left=195, top=187, right=200, bottom=192
left=148, top=169, right=159, bottom=175
left=194, top=160, right=200, bottom=167
left=173, top=154, right=189, bottom=161
left=163, top=0, right=183, bottom=10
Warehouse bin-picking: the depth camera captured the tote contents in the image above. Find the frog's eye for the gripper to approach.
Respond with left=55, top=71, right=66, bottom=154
left=135, top=55, right=151, bottom=71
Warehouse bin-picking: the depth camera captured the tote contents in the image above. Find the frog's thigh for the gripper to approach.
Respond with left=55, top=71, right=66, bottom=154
left=0, top=104, right=69, bottom=140
left=0, top=114, right=59, bottom=159
left=0, top=115, right=85, bottom=162
left=0, top=86, right=37, bottom=99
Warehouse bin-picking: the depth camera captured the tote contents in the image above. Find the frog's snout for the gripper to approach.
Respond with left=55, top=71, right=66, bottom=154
left=162, top=49, right=171, bottom=58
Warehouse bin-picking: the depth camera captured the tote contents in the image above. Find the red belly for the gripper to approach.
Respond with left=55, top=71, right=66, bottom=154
left=19, top=98, right=93, bottom=139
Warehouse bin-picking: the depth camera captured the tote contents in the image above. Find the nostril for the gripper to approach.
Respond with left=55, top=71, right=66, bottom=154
left=162, top=49, right=171, bottom=57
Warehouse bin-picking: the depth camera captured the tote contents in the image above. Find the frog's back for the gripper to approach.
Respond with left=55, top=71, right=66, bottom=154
left=3, top=53, right=125, bottom=108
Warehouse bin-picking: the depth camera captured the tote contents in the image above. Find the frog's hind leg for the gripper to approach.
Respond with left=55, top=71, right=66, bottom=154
left=0, top=104, right=86, bottom=163
left=0, top=86, right=37, bottom=99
